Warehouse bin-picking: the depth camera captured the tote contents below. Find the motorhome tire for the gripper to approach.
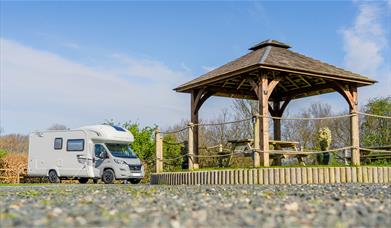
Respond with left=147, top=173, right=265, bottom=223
left=102, top=169, right=115, bottom=184
left=78, top=178, right=89, bottom=184
left=129, top=178, right=141, bottom=184
left=93, top=178, right=98, bottom=184
left=48, top=170, right=60, bottom=183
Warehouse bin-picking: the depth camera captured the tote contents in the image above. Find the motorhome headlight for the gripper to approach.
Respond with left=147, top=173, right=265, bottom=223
left=114, top=159, right=127, bottom=165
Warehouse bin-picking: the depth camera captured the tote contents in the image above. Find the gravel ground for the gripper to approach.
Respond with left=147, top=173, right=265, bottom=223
left=0, top=184, right=390, bottom=227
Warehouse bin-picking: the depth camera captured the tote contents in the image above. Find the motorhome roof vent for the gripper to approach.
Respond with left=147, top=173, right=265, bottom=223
left=112, top=125, right=126, bottom=132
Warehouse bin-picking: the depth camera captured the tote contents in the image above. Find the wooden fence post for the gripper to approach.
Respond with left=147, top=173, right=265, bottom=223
left=253, top=114, right=260, bottom=167
left=155, top=128, right=163, bottom=173
left=218, top=143, right=224, bottom=167
left=188, top=123, right=194, bottom=170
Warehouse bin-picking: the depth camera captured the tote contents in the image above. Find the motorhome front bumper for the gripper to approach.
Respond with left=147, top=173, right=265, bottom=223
left=129, top=172, right=143, bottom=178
left=128, top=164, right=144, bottom=178
left=115, top=164, right=144, bottom=179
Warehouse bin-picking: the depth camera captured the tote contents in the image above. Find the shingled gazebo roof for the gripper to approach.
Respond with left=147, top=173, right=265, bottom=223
left=175, top=39, right=376, bottom=101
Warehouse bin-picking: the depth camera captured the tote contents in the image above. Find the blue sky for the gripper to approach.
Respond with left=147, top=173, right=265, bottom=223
left=1, top=0, right=390, bottom=134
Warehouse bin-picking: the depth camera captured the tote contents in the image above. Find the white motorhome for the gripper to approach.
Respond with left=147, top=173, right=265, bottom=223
left=28, top=125, right=145, bottom=184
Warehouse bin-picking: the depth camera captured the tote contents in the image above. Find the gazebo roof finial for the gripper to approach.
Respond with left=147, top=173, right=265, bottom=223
left=249, top=39, right=291, bottom=51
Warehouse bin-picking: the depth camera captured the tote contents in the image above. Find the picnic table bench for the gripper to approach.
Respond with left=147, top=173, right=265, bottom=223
left=360, top=146, right=391, bottom=164
left=222, top=139, right=306, bottom=166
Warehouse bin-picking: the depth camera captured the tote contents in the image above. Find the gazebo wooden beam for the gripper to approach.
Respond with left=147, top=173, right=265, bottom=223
left=190, top=88, right=214, bottom=169
left=236, top=78, right=246, bottom=90
left=269, top=98, right=291, bottom=141
left=277, top=83, right=333, bottom=100
left=267, top=77, right=281, bottom=99
left=208, top=86, right=256, bottom=98
left=331, top=82, right=354, bottom=109
left=299, top=75, right=312, bottom=87
left=268, top=104, right=276, bottom=116
left=196, top=91, right=214, bottom=113
left=280, top=98, right=291, bottom=114
left=259, top=65, right=375, bottom=86
left=332, top=82, right=360, bottom=165
left=272, top=101, right=281, bottom=141
left=286, top=77, right=299, bottom=89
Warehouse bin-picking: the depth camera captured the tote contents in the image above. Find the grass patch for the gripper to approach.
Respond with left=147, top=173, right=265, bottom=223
left=16, top=189, right=42, bottom=197
left=0, top=213, right=17, bottom=220
left=126, top=186, right=157, bottom=198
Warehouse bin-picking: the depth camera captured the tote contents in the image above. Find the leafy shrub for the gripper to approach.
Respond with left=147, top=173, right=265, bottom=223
left=0, top=149, right=6, bottom=159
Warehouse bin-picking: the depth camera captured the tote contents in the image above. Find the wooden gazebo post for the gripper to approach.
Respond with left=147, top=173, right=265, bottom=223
left=190, top=91, right=200, bottom=169
left=190, top=88, right=213, bottom=169
left=258, top=75, right=270, bottom=167
left=350, top=87, right=360, bottom=165
left=333, top=83, right=360, bottom=165
left=249, top=74, right=283, bottom=167
left=268, top=98, right=291, bottom=165
left=270, top=99, right=290, bottom=141
left=273, top=101, right=282, bottom=141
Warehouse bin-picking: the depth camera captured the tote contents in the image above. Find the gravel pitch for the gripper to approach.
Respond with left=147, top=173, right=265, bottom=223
left=0, top=184, right=390, bottom=227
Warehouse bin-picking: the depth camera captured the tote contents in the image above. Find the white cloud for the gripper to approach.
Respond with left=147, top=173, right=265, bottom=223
left=109, top=53, right=186, bottom=84
left=341, top=2, right=391, bottom=103
left=342, top=3, right=386, bottom=75
left=0, top=38, right=192, bottom=134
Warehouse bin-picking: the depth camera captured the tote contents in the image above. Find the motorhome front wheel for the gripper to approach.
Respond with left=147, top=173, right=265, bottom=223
left=102, top=169, right=115, bottom=184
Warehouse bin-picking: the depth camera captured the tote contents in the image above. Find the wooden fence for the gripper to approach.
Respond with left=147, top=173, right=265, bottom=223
left=0, top=168, right=26, bottom=184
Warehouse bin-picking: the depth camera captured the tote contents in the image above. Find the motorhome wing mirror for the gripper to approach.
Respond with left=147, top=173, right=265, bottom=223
left=100, top=151, right=108, bottom=159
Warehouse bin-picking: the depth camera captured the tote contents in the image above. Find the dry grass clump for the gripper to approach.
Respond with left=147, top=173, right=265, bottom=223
left=0, top=153, right=28, bottom=183
left=0, top=134, right=30, bottom=183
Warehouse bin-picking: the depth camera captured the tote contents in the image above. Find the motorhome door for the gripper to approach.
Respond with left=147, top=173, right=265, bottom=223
left=93, top=144, right=109, bottom=177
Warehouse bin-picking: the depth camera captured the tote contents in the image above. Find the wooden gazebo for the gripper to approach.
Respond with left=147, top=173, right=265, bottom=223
left=174, top=39, right=376, bottom=167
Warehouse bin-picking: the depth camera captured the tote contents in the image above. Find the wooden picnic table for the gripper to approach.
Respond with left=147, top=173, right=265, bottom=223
left=226, top=139, right=306, bottom=166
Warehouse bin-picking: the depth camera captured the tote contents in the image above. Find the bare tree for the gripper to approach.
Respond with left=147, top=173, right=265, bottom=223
left=0, top=134, right=29, bottom=154
left=231, top=99, right=258, bottom=138
left=282, top=103, right=350, bottom=149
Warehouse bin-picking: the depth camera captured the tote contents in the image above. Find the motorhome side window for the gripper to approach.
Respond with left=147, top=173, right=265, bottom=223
left=54, top=138, right=63, bottom=150
left=95, top=144, right=106, bottom=157
left=67, top=139, right=84, bottom=151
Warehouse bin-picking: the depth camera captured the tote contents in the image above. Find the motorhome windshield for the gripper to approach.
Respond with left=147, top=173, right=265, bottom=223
left=105, top=144, right=137, bottom=159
